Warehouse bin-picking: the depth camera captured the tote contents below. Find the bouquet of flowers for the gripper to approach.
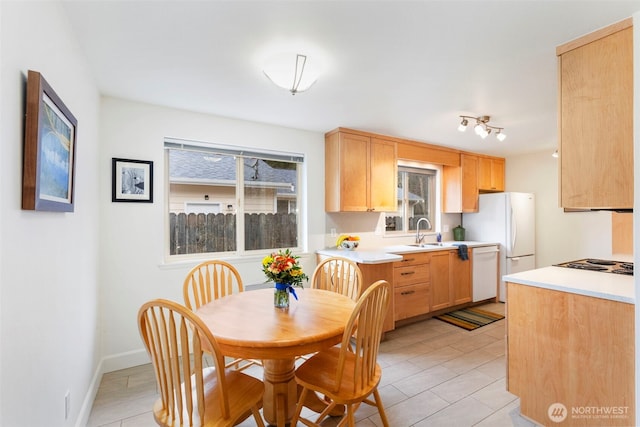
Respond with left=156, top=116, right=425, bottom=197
left=262, top=249, right=309, bottom=287
left=262, top=249, right=309, bottom=308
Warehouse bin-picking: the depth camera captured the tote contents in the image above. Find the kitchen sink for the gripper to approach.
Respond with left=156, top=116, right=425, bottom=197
left=408, top=242, right=447, bottom=247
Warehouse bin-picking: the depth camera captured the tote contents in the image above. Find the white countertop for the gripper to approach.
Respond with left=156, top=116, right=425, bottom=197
left=317, top=241, right=498, bottom=264
left=383, top=241, right=498, bottom=254
left=316, top=249, right=403, bottom=264
left=504, top=266, right=635, bottom=304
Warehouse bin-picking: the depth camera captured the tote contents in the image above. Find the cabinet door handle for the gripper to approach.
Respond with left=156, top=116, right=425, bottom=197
left=400, top=271, right=415, bottom=276
left=402, top=258, right=415, bottom=263
left=401, top=290, right=415, bottom=296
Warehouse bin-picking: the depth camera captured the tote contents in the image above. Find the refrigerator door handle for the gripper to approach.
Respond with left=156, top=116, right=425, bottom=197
left=510, top=206, right=517, bottom=250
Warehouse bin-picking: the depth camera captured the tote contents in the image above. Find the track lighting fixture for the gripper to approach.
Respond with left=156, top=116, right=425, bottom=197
left=458, top=115, right=506, bottom=141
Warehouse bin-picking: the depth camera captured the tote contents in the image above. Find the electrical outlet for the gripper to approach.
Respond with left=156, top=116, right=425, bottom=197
left=442, top=225, right=450, bottom=232
left=65, top=391, right=70, bottom=420
left=330, top=228, right=337, bottom=237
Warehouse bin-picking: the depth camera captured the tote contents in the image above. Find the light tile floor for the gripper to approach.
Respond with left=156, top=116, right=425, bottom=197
left=88, top=303, right=539, bottom=426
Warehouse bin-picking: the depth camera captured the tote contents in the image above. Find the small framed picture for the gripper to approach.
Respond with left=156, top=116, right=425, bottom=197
left=112, top=158, right=154, bottom=203
left=22, top=70, right=78, bottom=212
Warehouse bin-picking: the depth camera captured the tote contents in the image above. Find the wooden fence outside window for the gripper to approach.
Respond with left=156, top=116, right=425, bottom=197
left=169, top=212, right=298, bottom=255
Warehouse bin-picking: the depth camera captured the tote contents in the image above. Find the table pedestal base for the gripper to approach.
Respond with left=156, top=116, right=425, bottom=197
left=262, top=359, right=297, bottom=426
left=262, top=358, right=346, bottom=426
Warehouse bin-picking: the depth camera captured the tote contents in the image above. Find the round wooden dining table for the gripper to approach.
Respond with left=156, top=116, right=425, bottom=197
left=195, top=287, right=356, bottom=427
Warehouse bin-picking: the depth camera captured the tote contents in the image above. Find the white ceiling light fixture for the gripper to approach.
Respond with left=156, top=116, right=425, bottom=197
left=263, top=53, right=319, bottom=95
left=458, top=115, right=507, bottom=141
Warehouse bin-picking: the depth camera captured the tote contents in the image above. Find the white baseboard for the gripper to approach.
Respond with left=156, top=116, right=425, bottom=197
left=75, top=349, right=150, bottom=427
left=101, top=348, right=150, bottom=372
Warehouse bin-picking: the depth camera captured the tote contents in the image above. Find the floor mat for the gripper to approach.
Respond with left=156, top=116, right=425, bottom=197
left=435, top=307, right=504, bottom=331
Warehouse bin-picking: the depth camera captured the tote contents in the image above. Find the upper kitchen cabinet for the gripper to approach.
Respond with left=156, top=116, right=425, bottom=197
left=478, top=156, right=505, bottom=192
left=396, top=139, right=460, bottom=166
left=443, top=154, right=479, bottom=213
left=325, top=129, right=397, bottom=212
left=557, top=18, right=633, bottom=209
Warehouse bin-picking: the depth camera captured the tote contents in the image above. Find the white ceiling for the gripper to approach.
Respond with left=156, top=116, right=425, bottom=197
left=61, top=0, right=640, bottom=157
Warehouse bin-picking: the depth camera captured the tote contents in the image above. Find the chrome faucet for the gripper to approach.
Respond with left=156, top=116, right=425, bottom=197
left=415, top=217, right=432, bottom=244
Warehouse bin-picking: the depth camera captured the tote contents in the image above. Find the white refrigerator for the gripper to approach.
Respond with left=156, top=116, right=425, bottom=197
left=463, top=192, right=536, bottom=302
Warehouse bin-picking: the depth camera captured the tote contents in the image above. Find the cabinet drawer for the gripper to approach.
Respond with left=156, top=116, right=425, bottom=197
left=393, top=252, right=430, bottom=267
left=394, top=283, right=429, bottom=321
left=393, top=264, right=430, bottom=287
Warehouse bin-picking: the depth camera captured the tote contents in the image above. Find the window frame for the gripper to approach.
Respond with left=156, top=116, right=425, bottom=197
left=385, top=161, right=441, bottom=237
left=164, top=138, right=305, bottom=262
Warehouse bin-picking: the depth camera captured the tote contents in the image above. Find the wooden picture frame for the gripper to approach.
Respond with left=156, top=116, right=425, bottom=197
left=112, top=158, right=154, bottom=203
left=22, top=70, right=77, bottom=212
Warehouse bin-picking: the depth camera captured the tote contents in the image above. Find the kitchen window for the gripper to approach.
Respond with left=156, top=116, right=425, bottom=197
left=165, top=138, right=303, bottom=258
left=385, top=166, right=437, bottom=234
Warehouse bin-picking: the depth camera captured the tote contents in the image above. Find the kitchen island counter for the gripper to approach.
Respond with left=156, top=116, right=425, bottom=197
left=503, top=265, right=634, bottom=304
left=505, top=265, right=635, bottom=426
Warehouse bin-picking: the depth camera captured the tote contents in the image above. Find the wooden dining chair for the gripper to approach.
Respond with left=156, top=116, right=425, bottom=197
left=183, top=260, right=244, bottom=310
left=138, top=299, right=265, bottom=427
left=311, top=257, right=362, bottom=301
left=183, top=260, right=261, bottom=372
left=291, top=280, right=392, bottom=427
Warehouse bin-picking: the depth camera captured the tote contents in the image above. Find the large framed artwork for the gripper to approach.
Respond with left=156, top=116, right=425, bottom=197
left=22, top=70, right=77, bottom=212
left=112, top=158, right=154, bottom=203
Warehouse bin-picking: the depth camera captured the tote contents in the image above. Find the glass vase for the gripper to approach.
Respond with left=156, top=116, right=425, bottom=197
left=274, top=284, right=290, bottom=309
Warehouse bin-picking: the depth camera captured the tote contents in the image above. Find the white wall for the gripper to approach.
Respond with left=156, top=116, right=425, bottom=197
left=0, top=2, right=101, bottom=427
left=506, top=150, right=613, bottom=266
left=98, top=97, right=325, bottom=368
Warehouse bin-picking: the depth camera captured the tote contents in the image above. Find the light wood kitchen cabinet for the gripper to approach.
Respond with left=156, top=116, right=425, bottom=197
left=450, top=249, right=472, bottom=305
left=430, top=249, right=472, bottom=311
left=392, top=252, right=430, bottom=321
left=478, top=157, right=505, bottom=192
left=358, top=262, right=395, bottom=332
left=443, top=154, right=479, bottom=213
left=325, top=129, right=397, bottom=212
left=507, top=282, right=634, bottom=426
left=429, top=251, right=451, bottom=311
left=557, top=18, right=633, bottom=209
left=397, top=140, right=460, bottom=166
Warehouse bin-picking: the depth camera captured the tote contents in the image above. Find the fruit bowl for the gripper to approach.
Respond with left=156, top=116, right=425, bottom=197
left=339, top=240, right=359, bottom=250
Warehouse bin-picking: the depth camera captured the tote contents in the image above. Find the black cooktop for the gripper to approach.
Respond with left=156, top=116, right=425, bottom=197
left=554, top=259, right=634, bottom=276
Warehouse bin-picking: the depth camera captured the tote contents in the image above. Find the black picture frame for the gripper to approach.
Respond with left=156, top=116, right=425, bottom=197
left=22, top=70, right=78, bottom=212
left=112, top=158, right=154, bottom=203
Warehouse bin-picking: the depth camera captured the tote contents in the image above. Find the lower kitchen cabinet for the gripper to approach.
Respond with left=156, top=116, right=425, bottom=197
left=450, top=249, right=472, bottom=305
left=358, top=261, right=395, bottom=332
left=393, top=253, right=430, bottom=321
left=430, top=249, right=472, bottom=311
left=429, top=251, right=451, bottom=311
left=507, top=282, right=634, bottom=426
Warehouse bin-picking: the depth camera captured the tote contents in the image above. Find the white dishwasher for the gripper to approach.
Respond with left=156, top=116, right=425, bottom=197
left=472, top=245, right=499, bottom=302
